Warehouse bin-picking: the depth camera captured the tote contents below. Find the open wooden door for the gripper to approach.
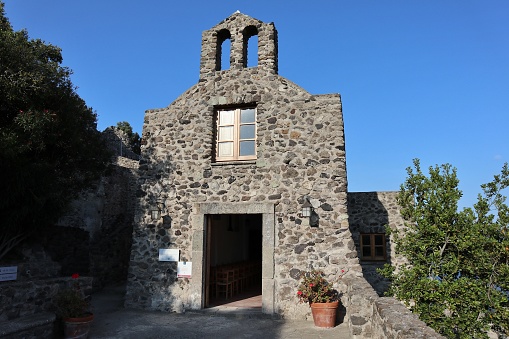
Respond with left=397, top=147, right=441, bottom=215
left=204, top=215, right=212, bottom=307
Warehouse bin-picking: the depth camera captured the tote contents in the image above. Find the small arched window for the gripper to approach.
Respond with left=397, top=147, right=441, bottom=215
left=243, top=26, right=258, bottom=68
left=216, top=29, right=231, bottom=71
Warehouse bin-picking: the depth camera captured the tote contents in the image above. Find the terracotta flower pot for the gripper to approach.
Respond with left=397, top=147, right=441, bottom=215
left=310, top=301, right=339, bottom=328
left=63, top=313, right=94, bottom=339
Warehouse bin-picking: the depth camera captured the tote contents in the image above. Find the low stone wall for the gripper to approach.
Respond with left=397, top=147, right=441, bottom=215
left=3, top=245, right=61, bottom=282
left=0, top=312, right=55, bottom=339
left=0, top=277, right=93, bottom=321
left=342, top=276, right=444, bottom=338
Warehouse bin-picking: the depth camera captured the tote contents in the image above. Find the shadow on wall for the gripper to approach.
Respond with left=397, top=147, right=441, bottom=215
left=45, top=160, right=137, bottom=289
left=44, top=128, right=140, bottom=289
left=124, top=151, right=180, bottom=311
left=347, top=192, right=393, bottom=296
left=88, top=160, right=137, bottom=289
left=44, top=226, right=91, bottom=277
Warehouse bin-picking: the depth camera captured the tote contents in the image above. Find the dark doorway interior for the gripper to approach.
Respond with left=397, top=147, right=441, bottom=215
left=205, top=214, right=262, bottom=308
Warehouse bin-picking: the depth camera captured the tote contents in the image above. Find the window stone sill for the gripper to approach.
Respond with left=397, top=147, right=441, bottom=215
left=211, top=160, right=257, bottom=166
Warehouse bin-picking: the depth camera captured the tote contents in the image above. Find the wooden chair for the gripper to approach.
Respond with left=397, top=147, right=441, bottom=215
left=232, top=266, right=242, bottom=295
left=209, top=266, right=216, bottom=298
left=238, top=264, right=248, bottom=292
left=215, top=268, right=235, bottom=299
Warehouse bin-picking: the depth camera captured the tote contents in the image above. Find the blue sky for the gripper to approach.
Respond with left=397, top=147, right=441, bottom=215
left=4, top=1, right=509, bottom=208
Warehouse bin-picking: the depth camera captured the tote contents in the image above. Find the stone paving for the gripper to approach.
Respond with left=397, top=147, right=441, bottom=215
left=89, top=285, right=352, bottom=339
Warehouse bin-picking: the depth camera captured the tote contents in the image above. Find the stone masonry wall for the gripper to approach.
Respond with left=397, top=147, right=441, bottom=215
left=348, top=191, right=407, bottom=295
left=126, top=12, right=362, bottom=318
left=52, top=157, right=137, bottom=289
left=0, top=277, right=93, bottom=321
left=54, top=142, right=138, bottom=289
left=89, top=157, right=138, bottom=288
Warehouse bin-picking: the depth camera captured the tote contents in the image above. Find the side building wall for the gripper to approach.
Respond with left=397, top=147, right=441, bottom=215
left=347, top=191, right=407, bottom=295
left=345, top=192, right=444, bottom=338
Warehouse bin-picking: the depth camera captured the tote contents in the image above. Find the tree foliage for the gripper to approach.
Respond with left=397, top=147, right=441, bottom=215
left=116, top=121, right=140, bottom=155
left=379, top=159, right=509, bottom=338
left=0, top=2, right=110, bottom=259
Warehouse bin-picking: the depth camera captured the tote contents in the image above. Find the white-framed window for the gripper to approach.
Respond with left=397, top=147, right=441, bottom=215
left=360, top=233, right=387, bottom=261
left=215, top=107, right=256, bottom=162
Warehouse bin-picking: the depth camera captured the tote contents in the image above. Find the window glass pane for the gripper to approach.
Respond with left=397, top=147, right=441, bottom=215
left=362, top=247, right=371, bottom=257
left=240, top=124, right=255, bottom=139
left=375, top=247, right=384, bottom=257
left=240, top=109, right=255, bottom=123
left=219, top=126, right=233, bottom=141
left=218, top=142, right=233, bottom=157
left=219, top=110, right=234, bottom=125
left=239, top=140, right=255, bottom=156
left=375, top=235, right=384, bottom=245
left=362, top=235, right=371, bottom=245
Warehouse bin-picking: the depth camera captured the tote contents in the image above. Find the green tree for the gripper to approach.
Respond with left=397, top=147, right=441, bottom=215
left=116, top=121, right=140, bottom=154
left=380, top=159, right=509, bottom=338
left=0, top=2, right=110, bottom=259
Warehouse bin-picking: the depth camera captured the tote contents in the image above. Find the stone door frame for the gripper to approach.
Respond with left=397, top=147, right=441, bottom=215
left=189, top=202, right=275, bottom=314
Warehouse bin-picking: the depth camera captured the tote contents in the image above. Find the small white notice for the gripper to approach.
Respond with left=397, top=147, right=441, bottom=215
left=0, top=266, right=17, bottom=282
left=177, top=262, right=192, bottom=278
left=158, top=249, right=180, bottom=262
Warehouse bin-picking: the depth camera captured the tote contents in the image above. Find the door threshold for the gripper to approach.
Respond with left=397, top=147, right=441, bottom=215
left=189, top=307, right=275, bottom=319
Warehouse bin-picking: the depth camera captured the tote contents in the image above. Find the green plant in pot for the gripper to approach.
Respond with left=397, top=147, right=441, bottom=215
left=55, top=289, right=89, bottom=319
left=297, top=269, right=345, bottom=328
left=54, top=273, right=94, bottom=339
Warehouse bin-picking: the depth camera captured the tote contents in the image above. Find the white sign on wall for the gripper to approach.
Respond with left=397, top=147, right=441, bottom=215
left=158, top=249, right=180, bottom=262
left=0, top=266, right=17, bottom=282
left=177, top=262, right=192, bottom=278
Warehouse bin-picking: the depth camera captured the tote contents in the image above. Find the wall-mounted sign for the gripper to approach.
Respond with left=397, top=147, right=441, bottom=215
left=158, top=249, right=179, bottom=262
left=0, top=266, right=17, bottom=282
left=177, top=262, right=192, bottom=278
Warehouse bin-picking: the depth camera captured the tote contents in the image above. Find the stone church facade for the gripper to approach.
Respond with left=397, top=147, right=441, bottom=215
left=125, top=12, right=405, bottom=321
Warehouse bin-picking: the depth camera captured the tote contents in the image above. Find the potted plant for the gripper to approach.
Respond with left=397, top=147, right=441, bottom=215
left=54, top=273, right=94, bottom=339
left=297, top=269, right=345, bottom=328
